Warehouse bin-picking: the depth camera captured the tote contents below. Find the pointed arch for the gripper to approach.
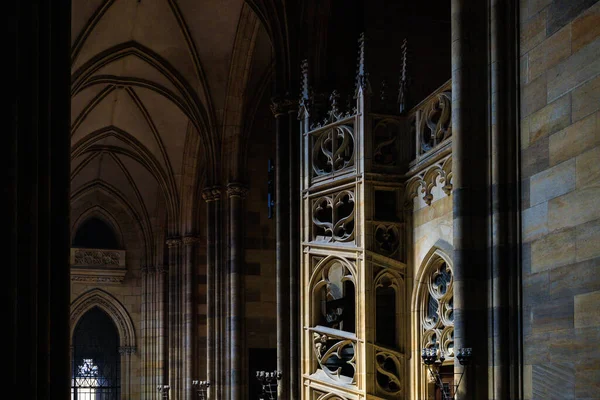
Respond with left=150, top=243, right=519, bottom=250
left=70, top=289, right=136, bottom=349
left=71, top=205, right=125, bottom=249
left=411, top=244, right=454, bottom=400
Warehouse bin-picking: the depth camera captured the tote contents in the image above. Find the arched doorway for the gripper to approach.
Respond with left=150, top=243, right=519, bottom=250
left=71, top=307, right=121, bottom=399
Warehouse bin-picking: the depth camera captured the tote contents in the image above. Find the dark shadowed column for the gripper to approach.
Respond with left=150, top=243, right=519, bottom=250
left=7, top=0, right=71, bottom=398
left=490, top=0, right=522, bottom=398
left=228, top=183, right=248, bottom=400
left=167, top=237, right=182, bottom=399
left=289, top=101, right=301, bottom=400
left=203, top=187, right=220, bottom=399
left=272, top=96, right=292, bottom=399
left=183, top=235, right=201, bottom=399
left=451, top=0, right=490, bottom=398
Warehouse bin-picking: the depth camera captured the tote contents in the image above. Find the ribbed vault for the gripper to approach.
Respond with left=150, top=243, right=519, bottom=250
left=71, top=0, right=273, bottom=256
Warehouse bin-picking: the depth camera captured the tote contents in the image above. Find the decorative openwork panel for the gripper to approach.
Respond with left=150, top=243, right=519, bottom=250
left=408, top=80, right=452, bottom=158
left=374, top=347, right=404, bottom=397
left=312, top=257, right=356, bottom=332
left=373, top=224, right=402, bottom=258
left=311, top=123, right=355, bottom=179
left=311, top=327, right=357, bottom=385
left=312, top=190, right=355, bottom=243
left=421, top=261, right=454, bottom=360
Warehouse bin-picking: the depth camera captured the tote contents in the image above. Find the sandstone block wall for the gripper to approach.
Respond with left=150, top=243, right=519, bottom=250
left=520, top=1, right=600, bottom=398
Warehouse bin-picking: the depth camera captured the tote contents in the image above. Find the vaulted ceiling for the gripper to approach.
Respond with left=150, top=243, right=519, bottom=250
left=70, top=0, right=274, bottom=254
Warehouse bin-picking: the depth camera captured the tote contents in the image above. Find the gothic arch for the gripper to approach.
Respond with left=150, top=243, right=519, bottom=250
left=411, top=246, right=454, bottom=399
left=71, top=206, right=124, bottom=249
left=70, top=288, right=137, bottom=349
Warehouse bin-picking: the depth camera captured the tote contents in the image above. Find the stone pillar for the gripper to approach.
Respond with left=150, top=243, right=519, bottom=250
left=288, top=103, right=301, bottom=400
left=451, top=0, right=490, bottom=398
left=141, top=266, right=153, bottom=398
left=183, top=235, right=201, bottom=399
left=227, top=183, right=249, bottom=400
left=490, top=0, right=521, bottom=398
left=202, top=187, right=221, bottom=399
left=272, top=96, right=292, bottom=399
left=167, top=238, right=183, bottom=399
left=119, top=346, right=136, bottom=398
left=7, top=0, right=71, bottom=398
left=157, top=265, right=169, bottom=389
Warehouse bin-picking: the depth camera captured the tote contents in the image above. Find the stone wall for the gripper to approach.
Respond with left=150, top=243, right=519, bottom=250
left=520, top=1, right=600, bottom=398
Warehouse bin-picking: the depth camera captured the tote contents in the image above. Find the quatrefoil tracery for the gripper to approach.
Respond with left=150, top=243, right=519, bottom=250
left=312, top=190, right=355, bottom=242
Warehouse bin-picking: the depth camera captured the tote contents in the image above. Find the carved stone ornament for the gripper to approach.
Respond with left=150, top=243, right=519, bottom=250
left=73, top=249, right=122, bottom=266
left=312, top=330, right=356, bottom=384
left=309, top=90, right=356, bottom=131
left=312, top=124, right=355, bottom=177
left=375, top=349, right=403, bottom=395
left=312, top=190, right=355, bottom=243
left=182, top=235, right=201, bottom=245
left=227, top=183, right=249, bottom=198
left=407, top=80, right=452, bottom=156
left=70, top=273, right=126, bottom=284
left=270, top=94, right=298, bottom=117
left=202, top=186, right=221, bottom=202
left=166, top=238, right=182, bottom=248
left=404, top=154, right=452, bottom=208
left=374, top=224, right=401, bottom=257
left=70, top=248, right=127, bottom=284
left=372, top=118, right=402, bottom=167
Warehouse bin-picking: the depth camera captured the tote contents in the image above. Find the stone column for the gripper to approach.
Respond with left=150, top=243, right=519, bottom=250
left=167, top=238, right=183, bottom=399
left=157, top=265, right=169, bottom=389
left=202, top=187, right=221, bottom=399
left=183, top=235, right=201, bottom=399
left=288, top=103, right=301, bottom=400
left=451, top=0, right=490, bottom=398
left=119, top=346, right=136, bottom=398
left=227, top=183, right=249, bottom=400
left=272, top=96, right=293, bottom=399
left=490, top=0, right=521, bottom=398
left=7, top=0, right=71, bottom=397
left=141, top=266, right=153, bottom=398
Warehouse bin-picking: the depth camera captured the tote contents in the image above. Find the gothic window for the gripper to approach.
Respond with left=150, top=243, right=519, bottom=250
left=71, top=307, right=121, bottom=400
left=422, top=261, right=454, bottom=360
left=73, top=217, right=120, bottom=249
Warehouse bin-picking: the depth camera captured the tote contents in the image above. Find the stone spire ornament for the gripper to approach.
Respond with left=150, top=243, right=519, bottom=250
left=398, top=38, right=409, bottom=114
left=354, top=32, right=372, bottom=98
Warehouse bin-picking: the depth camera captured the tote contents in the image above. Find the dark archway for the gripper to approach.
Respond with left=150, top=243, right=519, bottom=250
left=71, top=307, right=121, bottom=400
left=72, top=217, right=120, bottom=249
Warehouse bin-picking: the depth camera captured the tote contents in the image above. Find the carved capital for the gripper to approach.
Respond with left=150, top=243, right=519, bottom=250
left=270, top=95, right=298, bottom=117
left=202, top=186, right=221, bottom=202
left=166, top=238, right=182, bottom=248
left=227, top=183, right=249, bottom=199
left=182, top=236, right=201, bottom=245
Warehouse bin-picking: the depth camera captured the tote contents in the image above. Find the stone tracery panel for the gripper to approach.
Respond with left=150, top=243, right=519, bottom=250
left=312, top=190, right=355, bottom=243
left=421, top=261, right=454, bottom=359
left=311, top=124, right=355, bottom=178
left=374, top=348, right=403, bottom=396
